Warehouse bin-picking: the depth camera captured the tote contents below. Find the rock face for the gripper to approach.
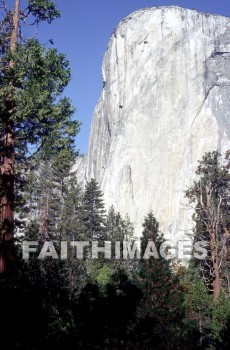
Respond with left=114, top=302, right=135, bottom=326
left=76, top=6, right=230, bottom=240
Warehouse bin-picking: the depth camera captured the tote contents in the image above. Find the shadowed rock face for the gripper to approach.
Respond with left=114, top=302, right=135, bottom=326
left=75, top=7, right=230, bottom=240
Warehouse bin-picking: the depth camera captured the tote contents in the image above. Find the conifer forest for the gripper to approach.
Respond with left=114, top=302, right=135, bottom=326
left=0, top=1, right=229, bottom=349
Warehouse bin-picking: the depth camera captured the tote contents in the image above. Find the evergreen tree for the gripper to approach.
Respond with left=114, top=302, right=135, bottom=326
left=106, top=205, right=124, bottom=242
left=183, top=150, right=230, bottom=348
left=182, top=268, right=230, bottom=349
left=24, top=150, right=88, bottom=295
left=0, top=247, right=75, bottom=350
left=106, top=206, right=134, bottom=253
left=73, top=269, right=141, bottom=349
left=0, top=0, right=80, bottom=273
left=186, top=151, right=230, bottom=300
left=135, top=212, right=185, bottom=349
left=58, top=170, right=87, bottom=294
left=26, top=162, right=55, bottom=238
left=58, top=171, right=84, bottom=241
left=103, top=206, right=137, bottom=282
left=82, top=178, right=106, bottom=240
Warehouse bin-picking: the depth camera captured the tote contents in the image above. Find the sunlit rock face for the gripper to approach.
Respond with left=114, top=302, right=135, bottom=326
left=76, top=7, right=230, bottom=240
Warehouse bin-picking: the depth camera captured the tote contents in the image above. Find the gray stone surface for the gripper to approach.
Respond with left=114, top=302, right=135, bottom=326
left=75, top=7, right=230, bottom=241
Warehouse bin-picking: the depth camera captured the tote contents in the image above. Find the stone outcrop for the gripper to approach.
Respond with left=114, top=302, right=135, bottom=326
left=75, top=6, right=230, bottom=240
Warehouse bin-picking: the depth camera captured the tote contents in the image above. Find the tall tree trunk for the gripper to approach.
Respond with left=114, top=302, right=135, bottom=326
left=210, top=227, right=221, bottom=301
left=0, top=123, right=15, bottom=273
left=40, top=190, right=50, bottom=238
left=10, top=0, right=20, bottom=59
left=0, top=0, right=20, bottom=274
left=213, top=259, right=221, bottom=301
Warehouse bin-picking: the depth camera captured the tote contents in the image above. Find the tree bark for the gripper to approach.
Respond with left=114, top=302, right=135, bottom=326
left=0, top=0, right=20, bottom=274
left=206, top=188, right=221, bottom=301
left=40, top=189, right=50, bottom=238
left=10, top=0, right=20, bottom=62
left=210, top=226, right=221, bottom=301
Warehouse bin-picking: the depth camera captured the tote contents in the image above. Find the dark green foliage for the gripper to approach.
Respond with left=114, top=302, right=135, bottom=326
left=58, top=172, right=84, bottom=239
left=73, top=269, right=141, bottom=349
left=82, top=178, right=106, bottom=239
left=2, top=204, right=230, bottom=349
left=0, top=0, right=80, bottom=273
left=105, top=205, right=137, bottom=273
left=0, top=253, right=74, bottom=350
left=1, top=38, right=80, bottom=159
left=24, top=152, right=89, bottom=295
left=186, top=151, right=230, bottom=297
left=28, top=0, right=61, bottom=23
left=1, top=5, right=229, bottom=346
left=182, top=269, right=230, bottom=349
left=58, top=172, right=87, bottom=295
left=106, top=205, right=125, bottom=242
left=184, top=151, right=230, bottom=348
left=27, top=160, right=60, bottom=237
left=0, top=1, right=80, bottom=160
left=106, top=205, right=135, bottom=241
left=134, top=212, right=185, bottom=349
left=140, top=211, right=161, bottom=251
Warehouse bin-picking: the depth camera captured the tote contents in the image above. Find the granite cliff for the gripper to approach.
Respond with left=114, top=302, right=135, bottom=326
left=75, top=6, right=230, bottom=240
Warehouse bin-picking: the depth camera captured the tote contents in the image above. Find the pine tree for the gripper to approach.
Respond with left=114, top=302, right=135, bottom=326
left=26, top=158, right=61, bottom=239
left=106, top=205, right=124, bottom=242
left=106, top=205, right=137, bottom=273
left=58, top=170, right=87, bottom=294
left=135, top=212, right=184, bottom=349
left=24, top=149, right=88, bottom=292
left=182, top=268, right=230, bottom=349
left=58, top=171, right=84, bottom=241
left=186, top=151, right=230, bottom=300
left=82, top=178, right=106, bottom=240
left=0, top=0, right=80, bottom=273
